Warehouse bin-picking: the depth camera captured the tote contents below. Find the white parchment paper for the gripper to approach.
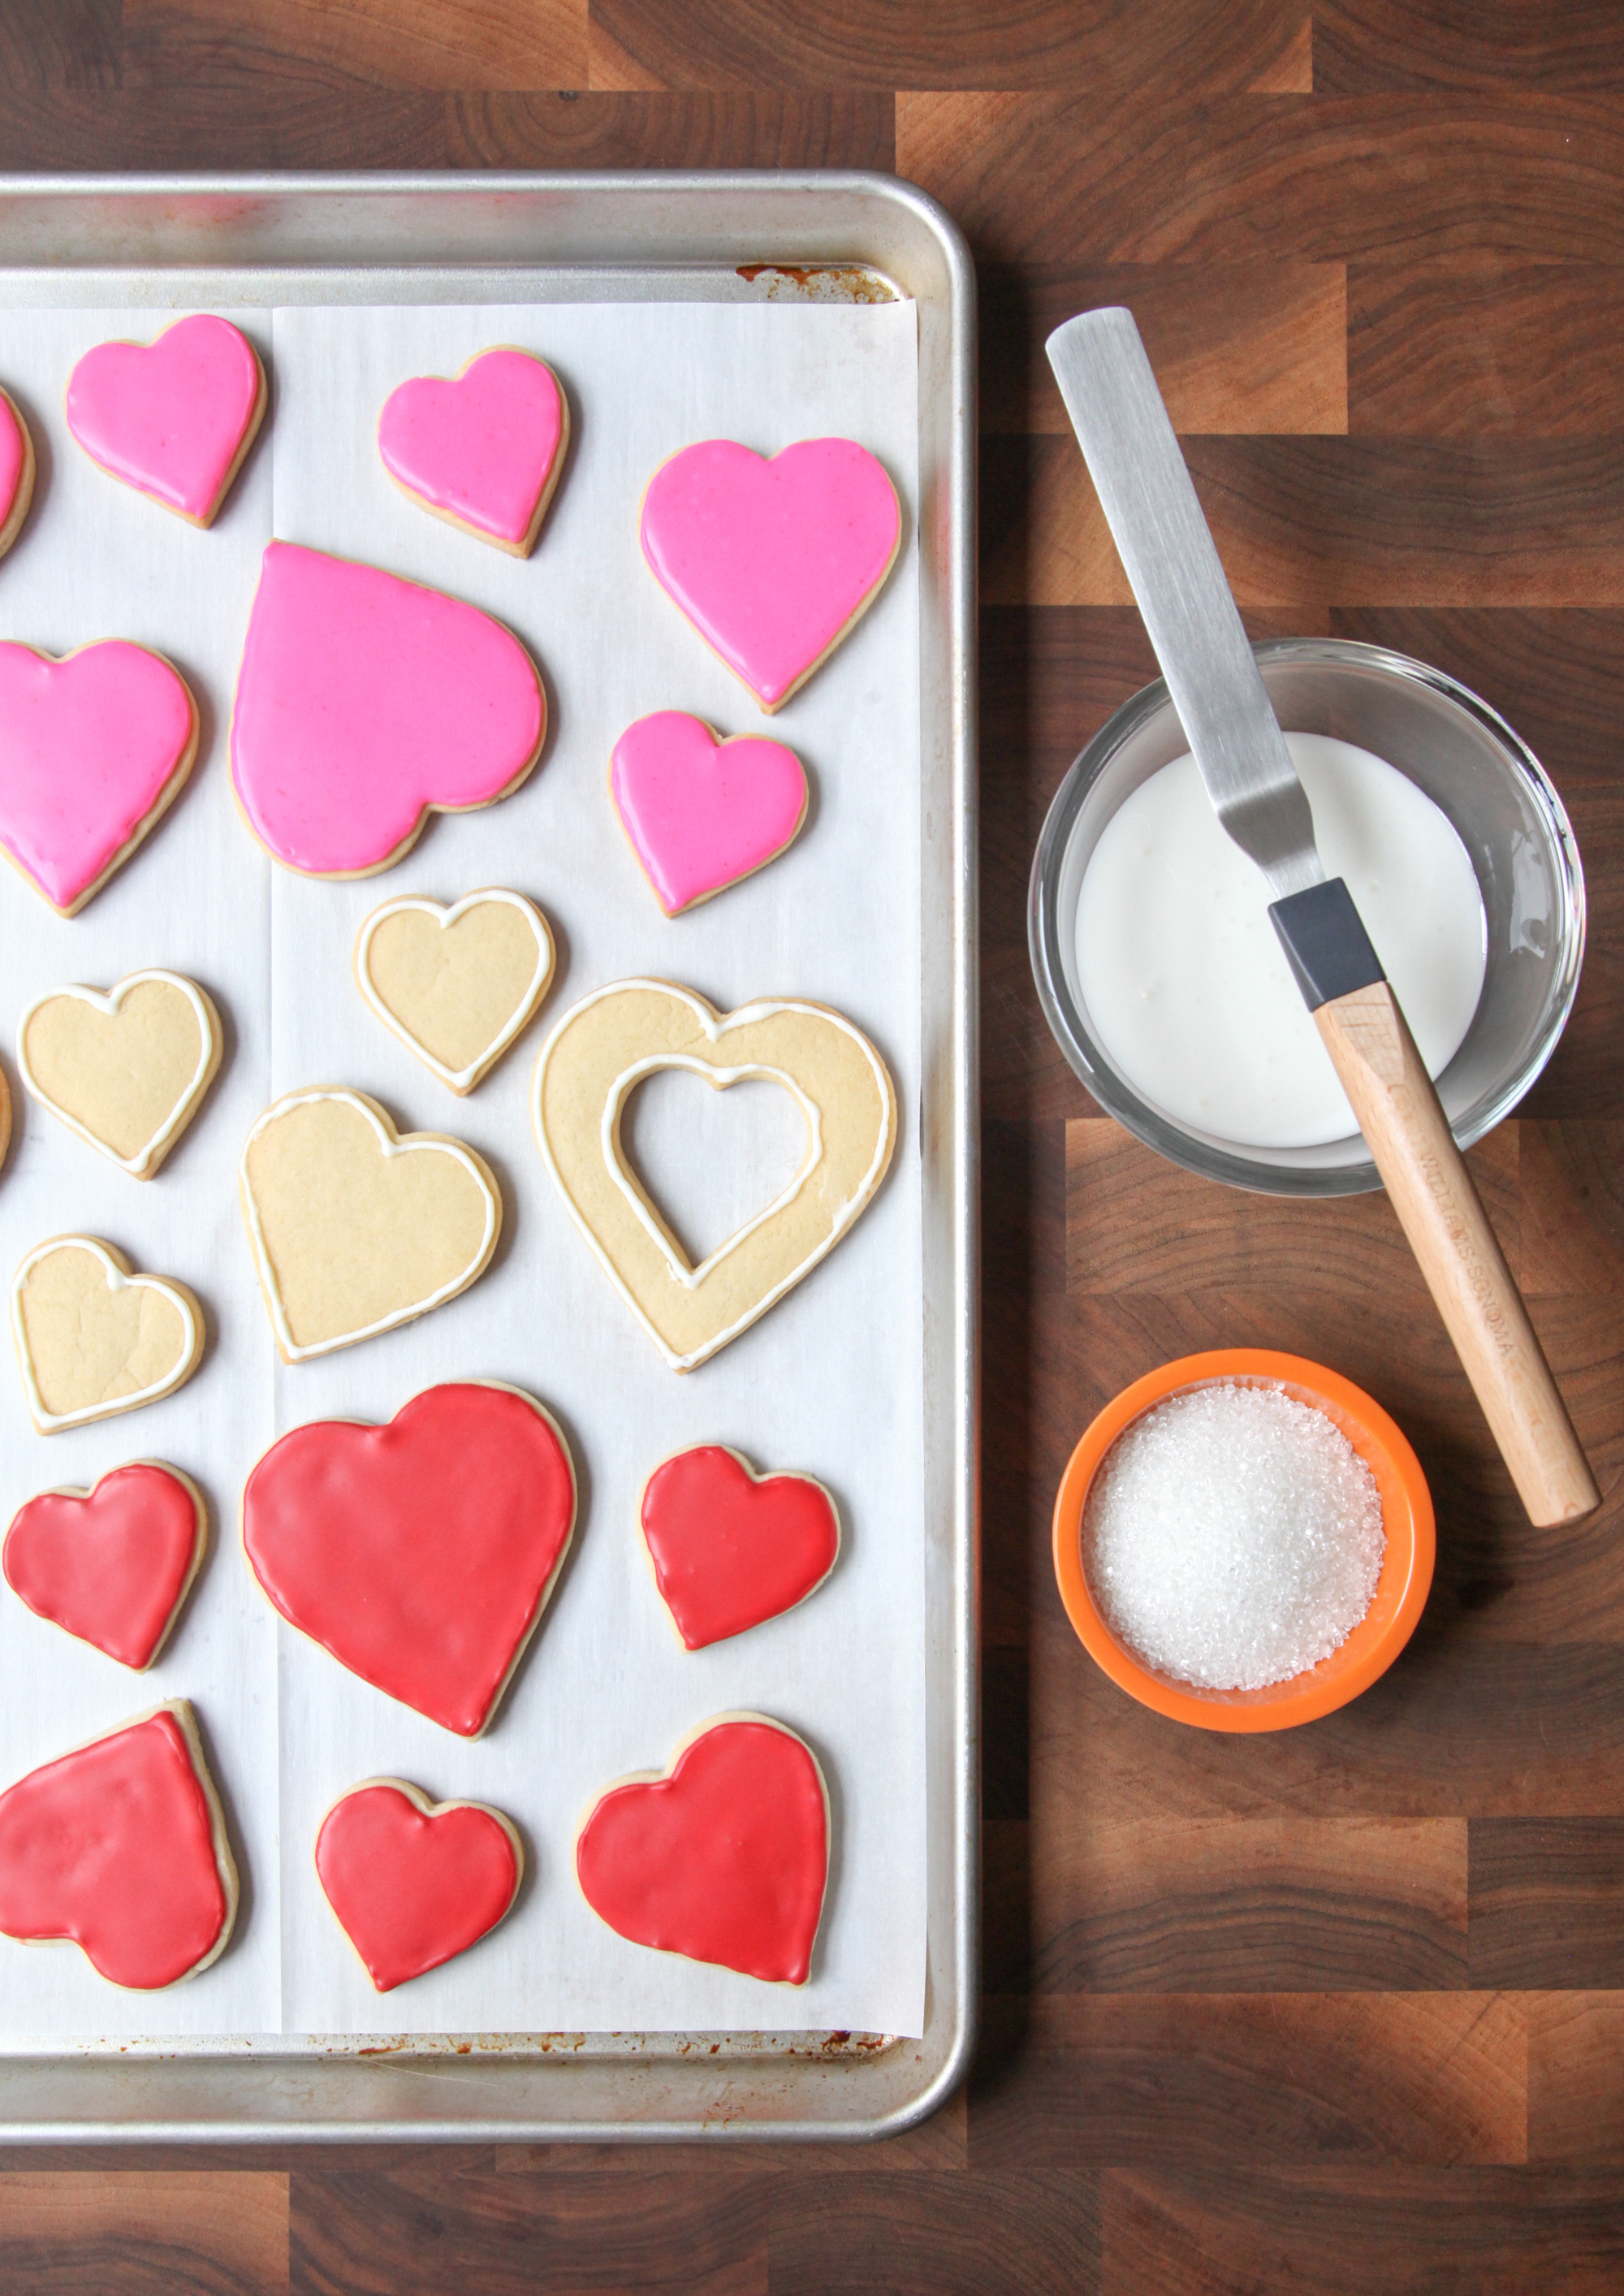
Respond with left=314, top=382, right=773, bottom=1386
left=0, top=296, right=924, bottom=2044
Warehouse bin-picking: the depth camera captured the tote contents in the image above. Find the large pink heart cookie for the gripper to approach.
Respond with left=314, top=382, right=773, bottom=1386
left=316, top=1779, right=523, bottom=1991
left=609, top=711, right=808, bottom=915
left=378, top=347, right=568, bottom=557
left=229, top=541, right=546, bottom=877
left=0, top=642, right=199, bottom=915
left=0, top=386, right=36, bottom=561
left=66, top=313, right=266, bottom=529
left=640, top=439, right=901, bottom=712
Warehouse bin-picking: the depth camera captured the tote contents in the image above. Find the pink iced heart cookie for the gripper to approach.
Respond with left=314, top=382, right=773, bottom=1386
left=0, top=386, right=36, bottom=561
left=316, top=1779, right=523, bottom=1991
left=229, top=541, right=546, bottom=878
left=609, top=711, right=808, bottom=915
left=0, top=642, right=199, bottom=915
left=640, top=438, right=901, bottom=713
left=66, top=313, right=266, bottom=529
left=378, top=348, right=568, bottom=557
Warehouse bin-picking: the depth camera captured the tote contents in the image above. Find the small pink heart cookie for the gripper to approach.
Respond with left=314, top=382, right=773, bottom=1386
left=0, top=641, right=199, bottom=915
left=0, top=387, right=36, bottom=562
left=66, top=313, right=266, bottom=529
left=378, top=347, right=569, bottom=557
left=609, top=711, right=808, bottom=915
left=640, top=438, right=901, bottom=712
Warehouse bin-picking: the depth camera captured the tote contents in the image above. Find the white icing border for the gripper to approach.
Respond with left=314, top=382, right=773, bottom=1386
left=532, top=979, right=894, bottom=1373
left=353, top=889, right=554, bottom=1093
left=16, top=970, right=218, bottom=1178
left=239, top=1088, right=501, bottom=1363
left=10, top=1236, right=201, bottom=1432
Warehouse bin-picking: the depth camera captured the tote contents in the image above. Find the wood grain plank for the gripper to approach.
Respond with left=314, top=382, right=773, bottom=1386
left=0, top=84, right=451, bottom=166
left=896, top=92, right=1624, bottom=267
left=0, top=2173, right=287, bottom=2296
left=446, top=88, right=894, bottom=167
left=1522, top=1124, right=1624, bottom=1296
left=973, top=1992, right=1525, bottom=2166
left=0, top=2, right=119, bottom=91
left=1528, top=1995, right=1624, bottom=2163
left=1471, top=1821, right=1624, bottom=1989
left=983, top=262, right=1345, bottom=435
left=1315, top=2, right=1624, bottom=96
left=123, top=0, right=589, bottom=90
left=765, top=2170, right=1100, bottom=2294
left=1030, top=1817, right=1468, bottom=1991
left=1349, top=264, right=1624, bottom=438
left=1101, top=2165, right=1624, bottom=2295
left=586, top=0, right=1309, bottom=93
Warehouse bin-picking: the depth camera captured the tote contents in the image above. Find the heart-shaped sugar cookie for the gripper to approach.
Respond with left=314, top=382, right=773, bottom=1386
left=640, top=1445, right=840, bottom=1650
left=19, top=971, right=222, bottom=1178
left=378, top=347, right=568, bottom=557
left=229, top=541, right=546, bottom=878
left=11, top=1237, right=204, bottom=1433
left=4, top=1462, right=208, bottom=1671
left=609, top=711, right=808, bottom=915
left=65, top=313, right=266, bottom=528
left=576, top=1715, right=829, bottom=1984
left=240, top=1087, right=501, bottom=1361
left=533, top=979, right=896, bottom=1372
left=0, top=384, right=36, bottom=561
left=354, top=889, right=554, bottom=1095
left=316, top=1778, right=524, bottom=1990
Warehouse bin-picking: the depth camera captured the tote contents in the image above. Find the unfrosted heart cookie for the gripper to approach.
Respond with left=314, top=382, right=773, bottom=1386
left=610, top=711, right=808, bottom=915
left=316, top=1778, right=523, bottom=1991
left=0, top=384, right=36, bottom=561
left=378, top=346, right=568, bottom=557
left=4, top=1462, right=207, bottom=1670
left=533, top=979, right=896, bottom=1372
left=576, top=1714, right=829, bottom=1985
left=11, top=1236, right=204, bottom=1433
left=0, top=641, right=198, bottom=915
left=229, top=541, right=546, bottom=878
left=354, top=889, right=554, bottom=1096
left=240, top=1087, right=501, bottom=1362
left=640, top=438, right=901, bottom=712
left=242, top=1381, right=577, bottom=1737
left=0, top=1701, right=236, bottom=1988
left=640, top=1445, right=840, bottom=1650
left=19, top=970, right=222, bottom=1178
left=66, top=313, right=266, bottom=529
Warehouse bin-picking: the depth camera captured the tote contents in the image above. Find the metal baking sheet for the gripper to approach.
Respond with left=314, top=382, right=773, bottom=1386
left=0, top=173, right=978, bottom=2143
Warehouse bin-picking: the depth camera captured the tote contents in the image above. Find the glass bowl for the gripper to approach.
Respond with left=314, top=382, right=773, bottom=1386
left=1027, top=637, right=1586, bottom=1196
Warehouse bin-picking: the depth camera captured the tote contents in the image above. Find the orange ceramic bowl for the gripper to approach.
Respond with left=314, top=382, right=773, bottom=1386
left=1052, top=1349, right=1435, bottom=1732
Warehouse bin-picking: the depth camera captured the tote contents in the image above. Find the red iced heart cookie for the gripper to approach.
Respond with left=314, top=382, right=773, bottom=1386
left=640, top=1445, right=839, bottom=1650
left=4, top=1462, right=207, bottom=1671
left=378, top=347, right=568, bottom=557
left=0, top=641, right=199, bottom=915
left=316, top=1778, right=522, bottom=1992
left=0, top=1701, right=237, bottom=1989
left=640, top=438, right=901, bottom=712
left=242, top=1381, right=577, bottom=1737
left=576, top=1715, right=829, bottom=1984
left=609, top=711, right=808, bottom=915
left=0, top=384, right=36, bottom=561
left=66, top=313, right=266, bottom=528
left=229, top=541, right=546, bottom=878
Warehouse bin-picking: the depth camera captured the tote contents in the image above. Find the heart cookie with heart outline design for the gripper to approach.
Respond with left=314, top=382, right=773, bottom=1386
left=532, top=979, right=896, bottom=1373
left=11, top=1237, right=204, bottom=1433
left=315, top=1777, right=524, bottom=1990
left=4, top=1461, right=208, bottom=1671
left=240, top=1087, right=501, bottom=1363
left=354, top=889, right=555, bottom=1096
left=19, top=971, right=222, bottom=1179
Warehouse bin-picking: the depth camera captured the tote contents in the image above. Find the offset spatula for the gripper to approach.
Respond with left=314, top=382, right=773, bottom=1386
left=1047, top=305, right=1598, bottom=1529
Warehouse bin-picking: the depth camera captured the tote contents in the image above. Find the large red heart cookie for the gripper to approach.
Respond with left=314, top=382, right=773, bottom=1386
left=316, top=1778, right=522, bottom=1992
left=241, top=1381, right=576, bottom=1737
left=576, top=1715, right=829, bottom=1985
left=4, top=1462, right=207, bottom=1671
left=640, top=1445, right=839, bottom=1650
left=0, top=1701, right=237, bottom=1989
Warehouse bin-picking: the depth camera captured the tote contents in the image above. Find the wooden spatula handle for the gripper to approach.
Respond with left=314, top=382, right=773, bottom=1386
left=1314, top=981, right=1598, bottom=1526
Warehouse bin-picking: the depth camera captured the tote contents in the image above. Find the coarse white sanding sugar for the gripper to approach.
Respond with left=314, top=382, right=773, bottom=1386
left=1082, top=1381, right=1385, bottom=1693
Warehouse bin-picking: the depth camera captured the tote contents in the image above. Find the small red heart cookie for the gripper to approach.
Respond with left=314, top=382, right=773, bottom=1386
left=576, top=1714, right=829, bottom=1985
left=4, top=1462, right=207, bottom=1671
left=640, top=1445, right=839, bottom=1650
left=316, top=1778, right=522, bottom=1992
left=241, top=1381, right=577, bottom=1737
left=0, top=1701, right=237, bottom=1989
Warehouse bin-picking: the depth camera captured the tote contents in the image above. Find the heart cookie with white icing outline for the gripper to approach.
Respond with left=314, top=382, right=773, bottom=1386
left=11, top=1237, right=205, bottom=1433
left=240, top=1087, right=501, bottom=1362
left=19, top=971, right=222, bottom=1178
left=354, top=889, right=554, bottom=1096
left=532, top=979, right=896, bottom=1372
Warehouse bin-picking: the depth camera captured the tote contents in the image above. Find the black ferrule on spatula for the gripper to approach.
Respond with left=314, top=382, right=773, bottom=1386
left=1268, top=878, right=1387, bottom=1012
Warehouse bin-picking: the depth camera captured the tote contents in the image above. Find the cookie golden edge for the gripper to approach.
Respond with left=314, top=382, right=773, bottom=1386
left=10, top=1234, right=205, bottom=1434
left=0, top=387, right=37, bottom=561
left=352, top=889, right=555, bottom=1096
left=314, top=1775, right=525, bottom=1990
left=2, top=1461, right=209, bottom=1671
left=18, top=971, right=223, bottom=1179
left=378, top=347, right=572, bottom=560
left=637, top=1444, right=841, bottom=1651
